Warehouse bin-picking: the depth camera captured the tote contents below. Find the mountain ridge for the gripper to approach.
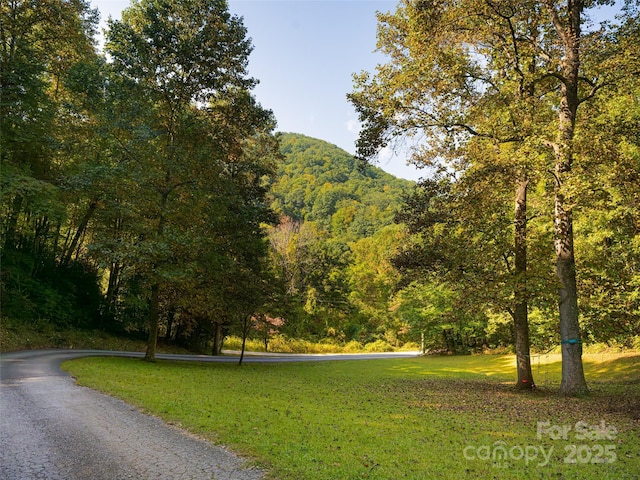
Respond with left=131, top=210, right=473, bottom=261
left=268, top=133, right=414, bottom=240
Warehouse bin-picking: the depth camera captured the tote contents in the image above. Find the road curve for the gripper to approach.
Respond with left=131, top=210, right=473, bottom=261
left=0, top=349, right=419, bottom=479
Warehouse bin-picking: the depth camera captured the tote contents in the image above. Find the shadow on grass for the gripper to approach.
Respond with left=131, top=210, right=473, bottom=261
left=583, top=353, right=640, bottom=383
left=384, top=353, right=640, bottom=423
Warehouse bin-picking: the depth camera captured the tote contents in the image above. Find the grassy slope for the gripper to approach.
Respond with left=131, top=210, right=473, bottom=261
left=0, top=320, right=191, bottom=354
left=64, top=353, right=639, bottom=480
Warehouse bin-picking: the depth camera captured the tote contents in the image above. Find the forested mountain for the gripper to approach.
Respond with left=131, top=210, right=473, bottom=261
left=254, top=134, right=415, bottom=345
left=268, top=133, right=413, bottom=240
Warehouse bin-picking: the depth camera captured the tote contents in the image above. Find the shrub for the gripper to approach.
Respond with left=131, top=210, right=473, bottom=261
left=363, top=339, right=394, bottom=352
left=1, top=249, right=102, bottom=328
left=343, top=340, right=364, bottom=352
left=399, top=341, right=420, bottom=351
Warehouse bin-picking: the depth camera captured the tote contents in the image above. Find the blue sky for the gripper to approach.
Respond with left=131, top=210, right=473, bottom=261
left=228, top=1, right=411, bottom=175
left=91, top=0, right=420, bottom=180
left=90, top=0, right=624, bottom=182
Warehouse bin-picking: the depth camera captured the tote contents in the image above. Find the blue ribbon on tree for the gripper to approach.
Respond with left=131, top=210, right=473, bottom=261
left=561, top=338, right=581, bottom=344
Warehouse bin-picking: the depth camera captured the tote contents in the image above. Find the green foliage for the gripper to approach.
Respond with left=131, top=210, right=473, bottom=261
left=3, top=0, right=636, bottom=357
left=349, top=0, right=640, bottom=380
left=269, top=133, right=413, bottom=240
left=86, top=0, right=280, bottom=357
left=262, top=134, right=414, bottom=344
left=348, top=225, right=402, bottom=320
left=1, top=0, right=280, bottom=353
left=0, top=318, right=192, bottom=353
left=0, top=0, right=103, bottom=331
left=65, top=354, right=640, bottom=480
left=221, top=335, right=401, bottom=354
left=361, top=339, right=394, bottom=352
left=573, top=83, right=640, bottom=346
left=0, top=249, right=102, bottom=327
left=391, top=281, right=459, bottom=351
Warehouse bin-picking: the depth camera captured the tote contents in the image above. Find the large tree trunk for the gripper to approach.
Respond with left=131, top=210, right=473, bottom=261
left=514, top=178, right=534, bottom=389
left=145, top=282, right=160, bottom=361
left=545, top=0, right=588, bottom=396
left=555, top=219, right=587, bottom=395
left=555, top=173, right=587, bottom=395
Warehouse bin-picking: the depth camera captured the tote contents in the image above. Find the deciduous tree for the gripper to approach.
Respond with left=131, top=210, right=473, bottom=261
left=350, top=0, right=637, bottom=394
left=350, top=0, right=552, bottom=388
left=103, top=0, right=277, bottom=360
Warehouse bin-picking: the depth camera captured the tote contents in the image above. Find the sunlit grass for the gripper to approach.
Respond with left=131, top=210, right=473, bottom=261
left=64, top=353, right=640, bottom=480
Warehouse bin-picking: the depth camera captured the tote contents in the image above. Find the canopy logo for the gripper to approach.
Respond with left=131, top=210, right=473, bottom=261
left=463, top=420, right=618, bottom=468
left=463, top=442, right=554, bottom=468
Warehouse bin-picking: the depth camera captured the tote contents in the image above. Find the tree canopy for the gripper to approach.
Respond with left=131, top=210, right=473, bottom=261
left=349, top=0, right=639, bottom=393
left=1, top=0, right=279, bottom=359
left=1, top=0, right=637, bottom=368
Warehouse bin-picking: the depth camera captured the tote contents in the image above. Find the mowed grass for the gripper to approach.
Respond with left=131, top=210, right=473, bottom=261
left=63, top=353, right=640, bottom=480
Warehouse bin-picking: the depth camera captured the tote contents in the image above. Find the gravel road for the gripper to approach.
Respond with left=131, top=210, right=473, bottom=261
left=0, top=349, right=419, bottom=480
left=0, top=350, right=264, bottom=480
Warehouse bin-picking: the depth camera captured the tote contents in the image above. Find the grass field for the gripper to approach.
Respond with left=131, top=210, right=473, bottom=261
left=64, top=353, right=640, bottom=480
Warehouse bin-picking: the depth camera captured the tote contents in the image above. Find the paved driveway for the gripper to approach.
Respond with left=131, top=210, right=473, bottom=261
left=0, top=349, right=418, bottom=479
left=0, top=350, right=264, bottom=480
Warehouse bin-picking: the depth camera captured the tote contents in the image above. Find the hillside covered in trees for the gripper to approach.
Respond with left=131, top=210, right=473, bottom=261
left=268, top=133, right=413, bottom=240
left=2, top=0, right=638, bottom=372
left=259, top=134, right=414, bottom=345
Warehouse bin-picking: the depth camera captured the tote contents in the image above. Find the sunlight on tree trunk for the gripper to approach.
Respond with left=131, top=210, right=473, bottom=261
left=514, top=178, right=534, bottom=389
left=543, top=0, right=589, bottom=396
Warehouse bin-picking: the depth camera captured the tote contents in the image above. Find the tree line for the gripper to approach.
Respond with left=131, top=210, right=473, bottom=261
left=0, top=0, right=412, bottom=361
left=1, top=0, right=279, bottom=360
left=2, top=0, right=638, bottom=394
left=349, top=0, right=639, bottom=395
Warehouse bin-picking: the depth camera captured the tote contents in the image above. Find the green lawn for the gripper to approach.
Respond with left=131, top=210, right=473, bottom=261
left=63, top=353, right=640, bottom=480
